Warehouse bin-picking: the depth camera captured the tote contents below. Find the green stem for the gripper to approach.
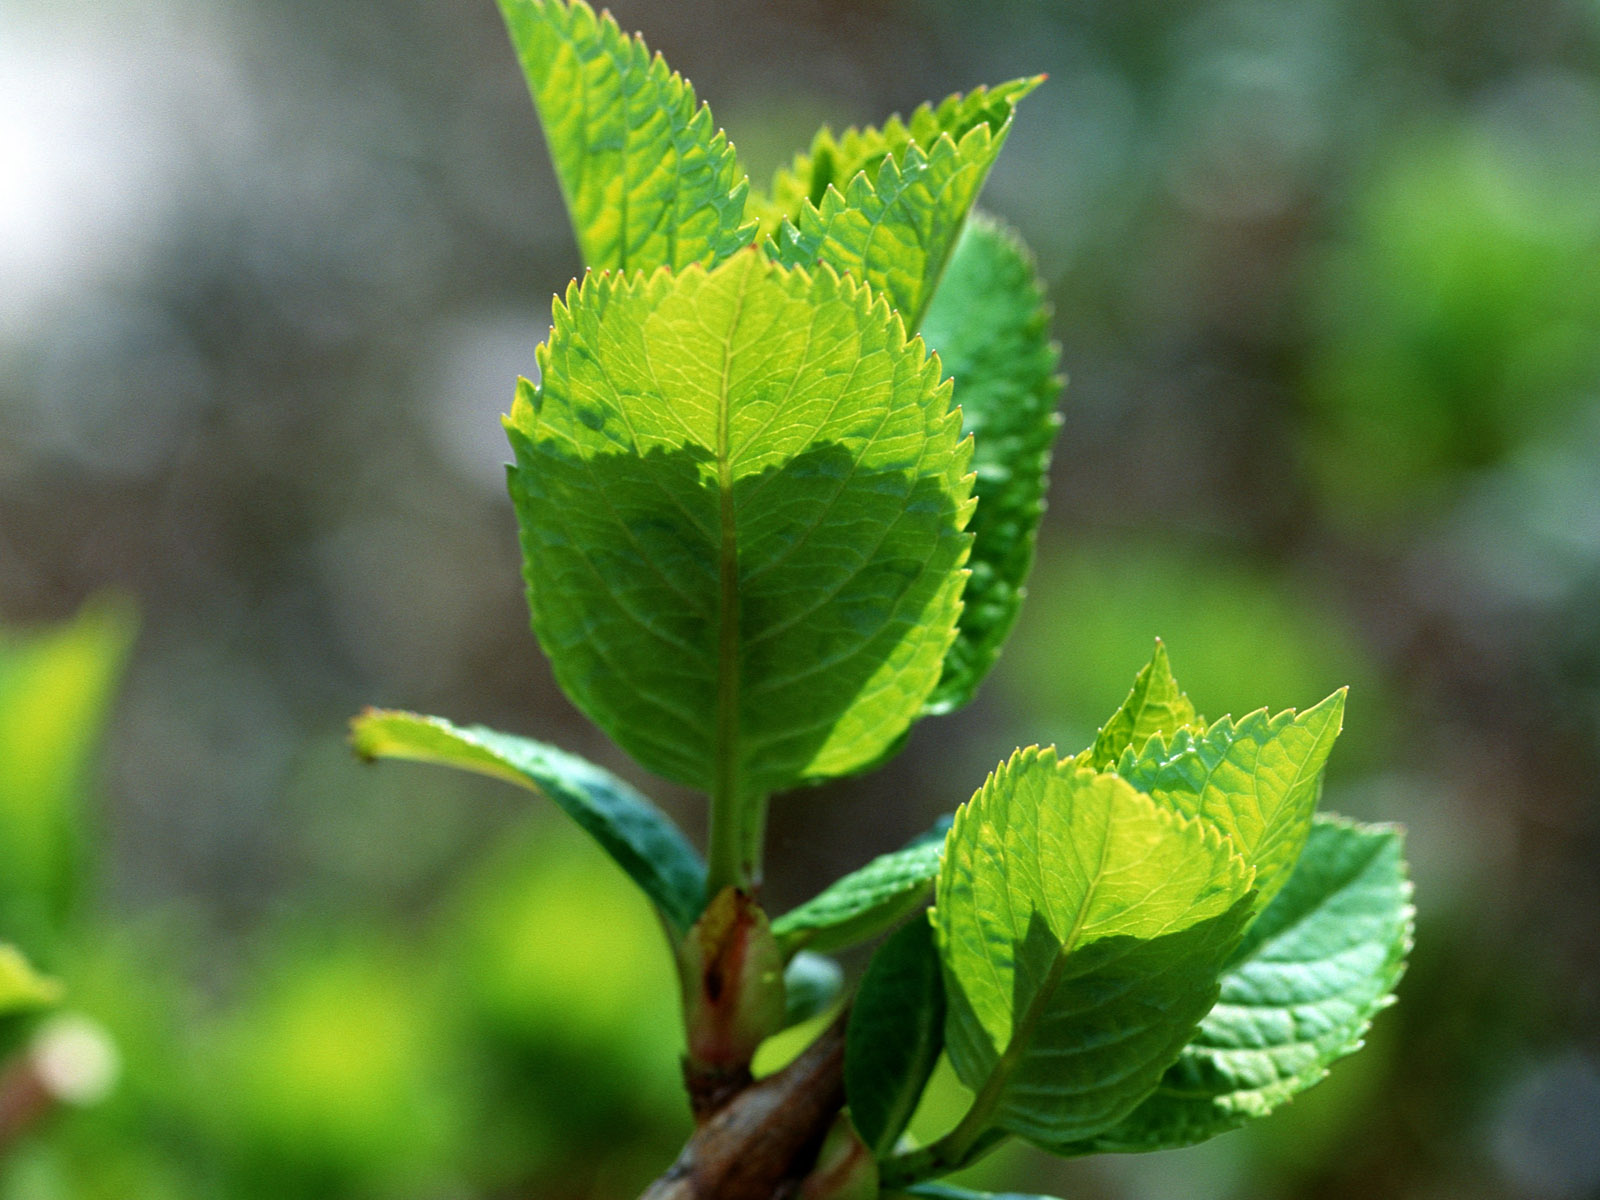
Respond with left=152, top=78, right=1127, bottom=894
left=878, top=1126, right=1009, bottom=1190
left=880, top=943, right=1076, bottom=1187
left=707, top=783, right=767, bottom=897
left=886, top=823, right=1109, bottom=1186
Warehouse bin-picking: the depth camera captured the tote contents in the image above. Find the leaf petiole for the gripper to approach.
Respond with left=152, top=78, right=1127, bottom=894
left=878, top=1125, right=1010, bottom=1189
left=706, top=783, right=768, bottom=897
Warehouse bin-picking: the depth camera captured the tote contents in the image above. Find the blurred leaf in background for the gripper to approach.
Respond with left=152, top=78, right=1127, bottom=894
left=444, top=814, right=689, bottom=1196
left=202, top=935, right=464, bottom=1199
left=0, top=599, right=136, bottom=951
left=999, top=539, right=1387, bottom=771
left=1301, top=75, right=1600, bottom=530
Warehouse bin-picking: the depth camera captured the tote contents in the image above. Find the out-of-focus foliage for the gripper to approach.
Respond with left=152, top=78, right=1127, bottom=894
left=1303, top=89, right=1600, bottom=527
left=0, top=599, right=135, bottom=945
left=0, top=947, right=59, bottom=1016
left=10, top=817, right=691, bottom=1200
left=1003, top=541, right=1386, bottom=767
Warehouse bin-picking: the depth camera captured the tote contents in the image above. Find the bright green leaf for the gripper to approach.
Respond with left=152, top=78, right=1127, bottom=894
left=1075, top=816, right=1413, bottom=1153
left=772, top=816, right=951, bottom=957
left=755, top=79, right=1042, bottom=239
left=350, top=709, right=705, bottom=935
left=0, top=944, right=62, bottom=1014
left=1118, top=690, right=1346, bottom=913
left=936, top=750, right=1255, bottom=1152
left=769, top=138, right=993, bottom=334
left=498, top=0, right=753, bottom=272
left=0, top=596, right=136, bottom=939
left=506, top=249, right=974, bottom=801
left=846, top=917, right=946, bottom=1156
left=1077, top=640, right=1200, bottom=769
left=920, top=214, right=1063, bottom=714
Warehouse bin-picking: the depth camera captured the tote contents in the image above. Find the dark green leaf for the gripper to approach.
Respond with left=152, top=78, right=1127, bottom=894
left=920, top=214, right=1063, bottom=713
left=350, top=710, right=705, bottom=935
left=783, top=951, right=845, bottom=1028
left=771, top=816, right=951, bottom=956
left=1077, top=816, right=1413, bottom=1152
left=846, top=918, right=946, bottom=1156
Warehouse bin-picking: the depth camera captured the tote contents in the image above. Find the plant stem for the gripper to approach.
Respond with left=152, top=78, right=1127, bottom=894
left=886, top=848, right=1097, bottom=1187
left=877, top=1124, right=1009, bottom=1190
left=707, top=783, right=766, bottom=897
left=639, top=1010, right=850, bottom=1200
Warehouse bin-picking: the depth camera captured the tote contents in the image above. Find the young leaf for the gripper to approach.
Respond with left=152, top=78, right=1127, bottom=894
left=1076, top=640, right=1200, bottom=769
left=1118, top=691, right=1346, bottom=914
left=846, top=917, right=946, bottom=1157
left=769, top=137, right=995, bottom=335
left=350, top=709, right=706, bottom=936
left=1073, top=816, right=1413, bottom=1153
left=919, top=214, right=1063, bottom=714
left=506, top=250, right=974, bottom=804
left=936, top=751, right=1256, bottom=1153
left=499, top=0, right=753, bottom=272
left=771, top=816, right=951, bottom=957
left=756, top=79, right=1043, bottom=237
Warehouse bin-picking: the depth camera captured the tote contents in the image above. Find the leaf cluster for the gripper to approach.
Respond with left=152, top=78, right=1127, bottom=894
left=350, top=4, right=1412, bottom=1196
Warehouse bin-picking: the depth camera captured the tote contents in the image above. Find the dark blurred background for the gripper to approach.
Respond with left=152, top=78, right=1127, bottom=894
left=2, top=0, right=1599, bottom=1196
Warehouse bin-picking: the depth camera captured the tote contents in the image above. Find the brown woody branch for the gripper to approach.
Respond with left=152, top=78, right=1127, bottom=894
left=638, top=1011, right=850, bottom=1200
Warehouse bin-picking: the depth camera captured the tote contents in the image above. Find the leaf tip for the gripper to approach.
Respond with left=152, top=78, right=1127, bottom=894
left=347, top=707, right=394, bottom=762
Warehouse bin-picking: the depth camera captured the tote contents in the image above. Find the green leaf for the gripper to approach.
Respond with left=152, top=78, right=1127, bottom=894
left=936, top=750, right=1255, bottom=1152
left=920, top=214, right=1063, bottom=714
left=846, top=917, right=946, bottom=1156
left=756, top=79, right=1042, bottom=239
left=350, top=710, right=706, bottom=935
left=506, top=249, right=974, bottom=801
left=772, top=816, right=951, bottom=957
left=498, top=0, right=753, bottom=272
left=783, top=951, right=845, bottom=1028
left=1118, top=690, right=1346, bottom=913
left=0, top=596, right=136, bottom=940
left=1077, top=641, right=1200, bottom=769
left=1074, top=816, right=1413, bottom=1153
left=767, top=79, right=1039, bottom=336
left=0, top=944, right=62, bottom=1015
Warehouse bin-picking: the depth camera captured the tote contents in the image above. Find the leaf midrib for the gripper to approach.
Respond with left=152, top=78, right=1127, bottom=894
left=713, top=268, right=748, bottom=812
left=958, top=813, right=1111, bottom=1144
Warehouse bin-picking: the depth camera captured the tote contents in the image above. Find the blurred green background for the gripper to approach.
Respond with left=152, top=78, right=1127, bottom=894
left=2, top=0, right=1598, bottom=1196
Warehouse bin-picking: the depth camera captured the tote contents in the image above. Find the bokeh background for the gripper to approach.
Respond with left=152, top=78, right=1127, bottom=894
left=3, top=0, right=1600, bottom=1196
